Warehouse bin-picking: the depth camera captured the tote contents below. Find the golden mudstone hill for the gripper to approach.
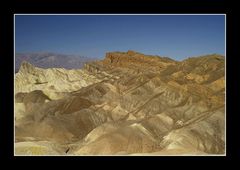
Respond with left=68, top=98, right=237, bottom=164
left=15, top=50, right=225, bottom=155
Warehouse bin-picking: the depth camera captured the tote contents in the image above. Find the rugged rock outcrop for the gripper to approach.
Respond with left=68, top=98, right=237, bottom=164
left=15, top=61, right=101, bottom=100
left=15, top=51, right=225, bottom=155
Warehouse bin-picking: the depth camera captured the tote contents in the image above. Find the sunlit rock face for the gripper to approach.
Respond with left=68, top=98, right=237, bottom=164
left=15, top=61, right=101, bottom=100
left=15, top=51, right=225, bottom=155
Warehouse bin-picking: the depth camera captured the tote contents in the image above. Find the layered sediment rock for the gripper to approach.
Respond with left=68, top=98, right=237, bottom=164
left=15, top=51, right=225, bottom=155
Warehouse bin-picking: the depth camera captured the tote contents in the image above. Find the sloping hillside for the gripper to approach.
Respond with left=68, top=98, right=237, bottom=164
left=15, top=51, right=225, bottom=155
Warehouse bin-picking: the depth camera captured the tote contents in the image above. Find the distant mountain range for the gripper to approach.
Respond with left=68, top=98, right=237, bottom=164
left=15, top=52, right=98, bottom=72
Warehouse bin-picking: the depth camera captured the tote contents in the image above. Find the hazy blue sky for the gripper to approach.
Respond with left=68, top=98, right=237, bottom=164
left=15, top=15, right=225, bottom=60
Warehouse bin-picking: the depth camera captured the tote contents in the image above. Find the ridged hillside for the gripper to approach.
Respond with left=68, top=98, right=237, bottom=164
left=15, top=51, right=225, bottom=155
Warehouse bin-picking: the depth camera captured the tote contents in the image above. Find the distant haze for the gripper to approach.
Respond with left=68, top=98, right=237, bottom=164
left=15, top=15, right=225, bottom=61
left=15, top=52, right=97, bottom=72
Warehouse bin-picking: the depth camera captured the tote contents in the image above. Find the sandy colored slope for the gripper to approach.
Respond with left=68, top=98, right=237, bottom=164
left=15, top=51, right=225, bottom=155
